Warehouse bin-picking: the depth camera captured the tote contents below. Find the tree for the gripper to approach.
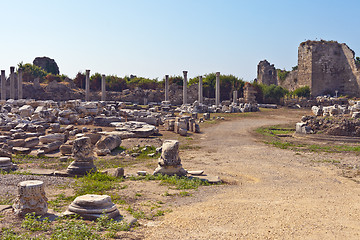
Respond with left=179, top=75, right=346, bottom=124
left=291, top=86, right=311, bottom=98
left=106, top=75, right=127, bottom=91
left=202, top=73, right=245, bottom=100
left=253, top=82, right=288, bottom=104
left=17, top=62, right=47, bottom=82
left=90, top=73, right=102, bottom=91
left=73, top=72, right=86, bottom=89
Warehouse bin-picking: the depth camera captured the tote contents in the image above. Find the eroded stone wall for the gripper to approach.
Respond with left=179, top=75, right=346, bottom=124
left=257, top=60, right=277, bottom=85
left=261, top=40, right=360, bottom=97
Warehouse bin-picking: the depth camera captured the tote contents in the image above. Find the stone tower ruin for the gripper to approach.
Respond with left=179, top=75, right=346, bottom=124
left=257, top=40, right=360, bottom=97
left=257, top=60, right=277, bottom=85
left=297, top=40, right=360, bottom=97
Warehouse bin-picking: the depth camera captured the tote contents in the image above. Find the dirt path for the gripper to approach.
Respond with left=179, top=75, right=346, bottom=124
left=140, top=110, right=360, bottom=239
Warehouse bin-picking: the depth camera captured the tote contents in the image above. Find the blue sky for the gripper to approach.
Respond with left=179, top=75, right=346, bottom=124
left=1, top=0, right=359, bottom=81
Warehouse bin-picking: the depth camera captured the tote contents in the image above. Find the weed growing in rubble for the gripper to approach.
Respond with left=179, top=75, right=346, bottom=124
left=21, top=213, right=50, bottom=232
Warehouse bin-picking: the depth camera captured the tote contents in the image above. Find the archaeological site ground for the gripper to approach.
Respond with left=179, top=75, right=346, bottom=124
left=1, top=40, right=360, bottom=239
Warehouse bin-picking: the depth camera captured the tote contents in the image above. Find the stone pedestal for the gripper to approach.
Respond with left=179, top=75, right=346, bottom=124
left=165, top=75, right=169, bottom=102
left=153, top=140, right=187, bottom=176
left=1, top=70, right=5, bottom=100
left=183, top=71, right=188, bottom=105
left=18, top=69, right=23, bottom=99
left=10, top=66, right=15, bottom=99
left=198, top=76, right=203, bottom=104
left=0, top=157, right=17, bottom=172
left=215, top=72, right=220, bottom=106
left=85, top=70, right=90, bottom=102
left=101, top=74, right=106, bottom=101
left=64, top=194, right=120, bottom=220
left=13, top=180, right=48, bottom=217
left=66, top=137, right=97, bottom=176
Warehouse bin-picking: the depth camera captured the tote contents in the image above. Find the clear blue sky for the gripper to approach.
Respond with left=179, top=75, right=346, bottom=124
left=1, top=0, right=359, bottom=81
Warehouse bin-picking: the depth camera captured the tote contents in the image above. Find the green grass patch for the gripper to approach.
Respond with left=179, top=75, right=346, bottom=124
left=48, top=193, right=76, bottom=212
left=73, top=172, right=123, bottom=196
left=21, top=213, right=50, bottom=232
left=127, top=145, right=160, bottom=159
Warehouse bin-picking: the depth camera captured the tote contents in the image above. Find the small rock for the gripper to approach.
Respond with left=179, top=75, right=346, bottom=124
left=137, top=171, right=147, bottom=176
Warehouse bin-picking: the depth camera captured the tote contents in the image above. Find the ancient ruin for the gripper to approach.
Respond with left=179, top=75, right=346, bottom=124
left=64, top=194, right=121, bottom=220
left=257, top=60, right=277, bottom=85
left=257, top=40, right=360, bottom=97
left=153, top=140, right=187, bottom=176
left=33, top=56, right=60, bottom=75
left=66, top=137, right=97, bottom=176
left=0, top=157, right=17, bottom=172
left=12, top=180, right=48, bottom=217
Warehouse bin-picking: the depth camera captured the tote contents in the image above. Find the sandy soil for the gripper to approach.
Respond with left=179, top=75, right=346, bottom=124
left=138, top=109, right=360, bottom=239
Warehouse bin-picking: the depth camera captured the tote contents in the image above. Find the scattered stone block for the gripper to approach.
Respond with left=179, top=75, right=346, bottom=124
left=13, top=147, right=31, bottom=155
left=0, top=157, right=17, bottom=172
left=187, top=170, right=204, bottom=176
left=24, top=137, right=39, bottom=148
left=60, top=144, right=73, bottom=155
left=96, top=135, right=121, bottom=156
left=39, top=133, right=65, bottom=144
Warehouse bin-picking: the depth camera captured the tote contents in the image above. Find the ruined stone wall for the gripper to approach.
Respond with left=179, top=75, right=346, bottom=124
left=257, top=60, right=277, bottom=85
left=297, top=40, right=360, bottom=97
left=20, top=81, right=199, bottom=105
left=168, top=83, right=198, bottom=105
left=279, top=70, right=298, bottom=92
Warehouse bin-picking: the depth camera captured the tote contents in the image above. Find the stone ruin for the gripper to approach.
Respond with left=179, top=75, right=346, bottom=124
left=296, top=100, right=360, bottom=136
left=257, top=40, right=360, bottom=97
left=257, top=60, right=277, bottom=86
left=66, top=137, right=97, bottom=176
left=33, top=56, right=60, bottom=75
left=153, top=140, right=187, bottom=176
left=12, top=180, right=48, bottom=217
left=63, top=194, right=121, bottom=220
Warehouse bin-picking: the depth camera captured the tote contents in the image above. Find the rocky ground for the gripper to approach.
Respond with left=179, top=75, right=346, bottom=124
left=1, top=108, right=360, bottom=239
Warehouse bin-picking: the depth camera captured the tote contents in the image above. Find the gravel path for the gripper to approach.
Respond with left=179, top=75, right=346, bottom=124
left=140, top=110, right=360, bottom=239
left=0, top=175, right=74, bottom=199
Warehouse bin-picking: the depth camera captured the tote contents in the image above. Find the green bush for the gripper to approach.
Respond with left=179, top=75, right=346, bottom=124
left=201, top=73, right=245, bottom=100
left=17, top=62, right=47, bottom=82
left=276, top=69, right=290, bottom=83
left=253, top=82, right=288, bottom=104
left=291, top=86, right=311, bottom=98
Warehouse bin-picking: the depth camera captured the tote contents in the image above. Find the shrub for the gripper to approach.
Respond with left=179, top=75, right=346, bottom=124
left=291, top=86, right=311, bottom=98
left=17, top=62, right=47, bottom=82
left=253, top=82, right=288, bottom=104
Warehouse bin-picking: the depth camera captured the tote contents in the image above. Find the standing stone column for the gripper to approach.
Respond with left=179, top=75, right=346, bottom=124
left=101, top=74, right=106, bottom=101
left=183, top=71, right=188, bottom=105
left=165, top=75, right=169, bottom=101
left=10, top=66, right=15, bottom=100
left=1, top=70, right=5, bottom=101
left=198, top=76, right=203, bottom=104
left=233, top=90, right=238, bottom=104
left=215, top=72, right=220, bottom=106
left=13, top=180, right=48, bottom=217
left=85, top=69, right=90, bottom=102
left=18, top=69, right=23, bottom=99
